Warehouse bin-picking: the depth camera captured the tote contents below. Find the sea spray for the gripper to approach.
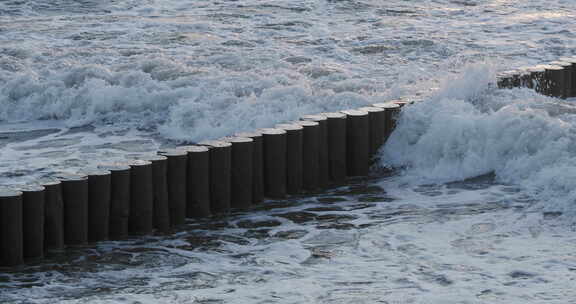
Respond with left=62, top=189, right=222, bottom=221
left=381, top=64, right=576, bottom=217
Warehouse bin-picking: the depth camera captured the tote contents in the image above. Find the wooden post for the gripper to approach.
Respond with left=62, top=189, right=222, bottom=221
left=260, top=128, right=287, bottom=198
left=275, top=123, right=304, bottom=195
left=235, top=131, right=264, bottom=205
left=225, top=137, right=254, bottom=209
left=56, top=173, right=89, bottom=245
left=127, top=160, right=154, bottom=235
left=0, top=189, right=23, bottom=266
left=158, top=149, right=188, bottom=226
left=136, top=155, right=170, bottom=233
left=177, top=146, right=211, bottom=218
left=340, top=109, right=370, bottom=177
left=198, top=141, right=232, bottom=215
left=300, top=115, right=329, bottom=189
left=98, top=163, right=131, bottom=239
left=322, top=112, right=347, bottom=185
left=41, top=178, right=64, bottom=251
left=82, top=168, right=111, bottom=242
left=295, top=121, right=320, bottom=191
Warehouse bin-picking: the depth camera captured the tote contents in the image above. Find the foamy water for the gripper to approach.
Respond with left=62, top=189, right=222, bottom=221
left=1, top=0, right=576, bottom=303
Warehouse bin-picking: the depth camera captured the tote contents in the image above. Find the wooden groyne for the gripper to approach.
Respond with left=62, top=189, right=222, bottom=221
left=497, top=56, right=576, bottom=98
left=0, top=101, right=407, bottom=267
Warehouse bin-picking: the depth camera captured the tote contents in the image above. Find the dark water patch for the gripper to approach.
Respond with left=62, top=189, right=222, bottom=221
left=304, top=206, right=345, bottom=212
left=235, top=219, right=283, bottom=229
left=275, top=211, right=317, bottom=224
left=317, top=223, right=356, bottom=230
left=376, top=8, right=421, bottom=16
left=333, top=184, right=385, bottom=196
left=316, top=196, right=348, bottom=203
left=508, top=270, right=538, bottom=279
left=357, top=195, right=395, bottom=202
left=274, top=230, right=309, bottom=240
left=446, top=173, right=497, bottom=190
left=352, top=45, right=395, bottom=55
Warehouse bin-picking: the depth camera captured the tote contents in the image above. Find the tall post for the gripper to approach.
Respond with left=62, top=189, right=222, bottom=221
left=127, top=160, right=154, bottom=235
left=158, top=149, right=188, bottom=227
left=300, top=115, right=329, bottom=189
left=98, top=163, right=131, bottom=239
left=198, top=141, right=232, bottom=215
left=322, top=112, right=347, bottom=185
left=340, top=109, right=370, bottom=177
left=0, top=189, right=23, bottom=266
left=82, top=168, right=111, bottom=242
left=235, top=131, right=264, bottom=205
left=41, top=178, right=64, bottom=251
left=20, top=185, right=45, bottom=260
left=275, top=123, right=304, bottom=195
left=225, top=137, right=254, bottom=209
left=177, top=146, right=211, bottom=218
left=136, top=155, right=170, bottom=233
left=260, top=128, right=287, bottom=198
left=295, top=121, right=320, bottom=191
left=56, top=173, right=89, bottom=245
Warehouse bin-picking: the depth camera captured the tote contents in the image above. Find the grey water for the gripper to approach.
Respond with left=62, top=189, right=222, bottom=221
left=1, top=0, right=576, bottom=303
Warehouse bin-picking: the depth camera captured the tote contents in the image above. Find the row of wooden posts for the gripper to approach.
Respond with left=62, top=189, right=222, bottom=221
left=497, top=56, right=576, bottom=98
left=0, top=101, right=407, bottom=267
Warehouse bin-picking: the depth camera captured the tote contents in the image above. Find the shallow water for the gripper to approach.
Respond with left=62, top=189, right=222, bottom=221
left=1, top=0, right=576, bottom=303
left=1, top=175, right=575, bottom=303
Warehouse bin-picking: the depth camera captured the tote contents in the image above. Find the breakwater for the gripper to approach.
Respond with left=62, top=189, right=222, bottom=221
left=0, top=102, right=404, bottom=267
left=497, top=57, right=576, bottom=98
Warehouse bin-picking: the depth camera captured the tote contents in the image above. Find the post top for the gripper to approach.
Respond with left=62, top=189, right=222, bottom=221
left=372, top=103, right=400, bottom=109
left=54, top=172, right=88, bottom=181
left=259, top=128, right=287, bottom=135
left=158, top=148, right=189, bottom=156
left=98, top=162, right=131, bottom=171
left=341, top=109, right=369, bottom=116
left=198, top=140, right=232, bottom=148
left=322, top=112, right=347, bottom=119
left=224, top=136, right=254, bottom=143
left=275, top=123, right=304, bottom=131
left=177, top=145, right=209, bottom=153
left=301, top=114, right=327, bottom=122
left=81, top=168, right=111, bottom=176
left=295, top=120, right=319, bottom=127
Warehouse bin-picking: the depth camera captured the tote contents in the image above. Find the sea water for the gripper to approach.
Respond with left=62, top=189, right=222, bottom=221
left=1, top=0, right=576, bottom=303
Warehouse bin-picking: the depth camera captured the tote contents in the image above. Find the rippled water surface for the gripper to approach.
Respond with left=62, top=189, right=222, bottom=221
left=1, top=0, right=576, bottom=303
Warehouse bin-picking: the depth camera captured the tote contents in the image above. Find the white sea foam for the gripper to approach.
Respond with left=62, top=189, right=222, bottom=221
left=381, top=63, right=576, bottom=218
